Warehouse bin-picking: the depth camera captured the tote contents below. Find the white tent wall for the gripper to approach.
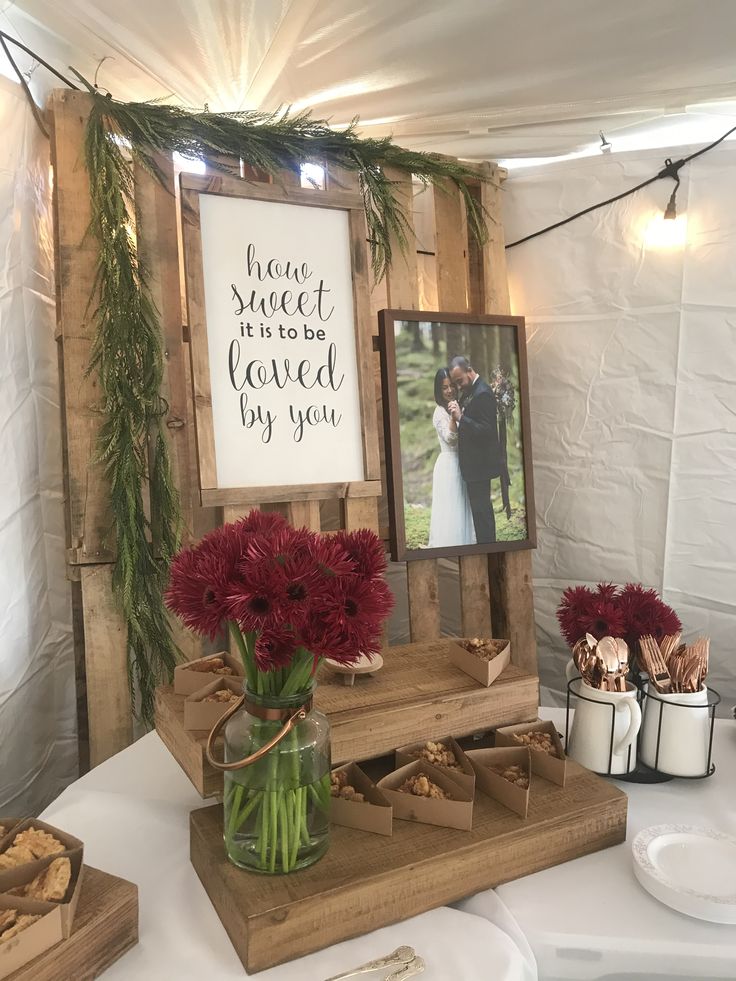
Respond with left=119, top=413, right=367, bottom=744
left=0, top=76, right=77, bottom=812
left=503, top=142, right=736, bottom=714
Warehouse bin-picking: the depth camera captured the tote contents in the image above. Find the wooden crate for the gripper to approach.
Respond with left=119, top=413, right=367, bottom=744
left=190, top=765, right=627, bottom=973
left=7, top=866, right=138, bottom=981
left=155, top=640, right=540, bottom=796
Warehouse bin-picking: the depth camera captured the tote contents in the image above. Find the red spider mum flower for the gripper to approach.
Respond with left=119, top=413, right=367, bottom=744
left=315, top=577, right=394, bottom=658
left=245, top=524, right=316, bottom=567
left=226, top=559, right=285, bottom=632
left=299, top=616, right=355, bottom=663
left=312, top=535, right=357, bottom=578
left=254, top=626, right=297, bottom=672
left=595, top=582, right=619, bottom=602
left=556, top=585, right=594, bottom=646
left=617, top=583, right=681, bottom=648
left=577, top=600, right=626, bottom=643
left=333, top=529, right=387, bottom=580
left=239, top=509, right=288, bottom=536
left=281, top=552, right=330, bottom=625
left=557, top=587, right=625, bottom=646
left=558, top=584, right=594, bottom=614
left=195, top=521, right=256, bottom=585
left=165, top=547, right=231, bottom=639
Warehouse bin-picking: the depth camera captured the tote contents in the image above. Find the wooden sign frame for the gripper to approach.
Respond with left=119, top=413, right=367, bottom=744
left=180, top=173, right=381, bottom=507
left=378, top=308, right=536, bottom=562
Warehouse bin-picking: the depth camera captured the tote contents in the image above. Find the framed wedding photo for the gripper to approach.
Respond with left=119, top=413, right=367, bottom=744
left=378, top=309, right=536, bottom=562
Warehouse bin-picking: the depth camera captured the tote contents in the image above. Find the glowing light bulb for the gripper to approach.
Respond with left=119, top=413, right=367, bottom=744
left=644, top=212, right=688, bottom=249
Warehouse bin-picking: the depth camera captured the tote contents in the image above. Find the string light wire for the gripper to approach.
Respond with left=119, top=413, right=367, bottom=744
left=506, top=121, right=736, bottom=249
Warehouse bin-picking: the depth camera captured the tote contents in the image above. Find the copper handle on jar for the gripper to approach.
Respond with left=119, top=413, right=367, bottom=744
left=205, top=694, right=309, bottom=772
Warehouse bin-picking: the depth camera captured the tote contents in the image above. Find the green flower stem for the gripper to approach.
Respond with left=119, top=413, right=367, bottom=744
left=226, top=784, right=244, bottom=839
left=300, top=787, right=310, bottom=846
left=230, top=787, right=263, bottom=837
left=259, top=786, right=270, bottom=867
left=230, top=623, right=257, bottom=690
left=279, top=796, right=290, bottom=873
left=269, top=790, right=279, bottom=873
left=289, top=792, right=300, bottom=868
left=224, top=660, right=330, bottom=872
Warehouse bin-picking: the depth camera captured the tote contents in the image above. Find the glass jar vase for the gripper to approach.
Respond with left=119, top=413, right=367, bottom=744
left=222, top=686, right=331, bottom=874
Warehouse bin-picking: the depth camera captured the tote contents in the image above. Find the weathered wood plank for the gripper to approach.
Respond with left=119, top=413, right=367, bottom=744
left=49, top=90, right=112, bottom=560
left=180, top=188, right=218, bottom=496
left=201, top=479, right=381, bottom=507
left=348, top=205, right=382, bottom=483
left=287, top=501, right=321, bottom=530
left=382, top=173, right=441, bottom=641
left=344, top=497, right=379, bottom=533
left=433, top=178, right=493, bottom=639
left=134, top=154, right=194, bottom=547
left=80, top=566, right=132, bottom=766
left=478, top=163, right=537, bottom=675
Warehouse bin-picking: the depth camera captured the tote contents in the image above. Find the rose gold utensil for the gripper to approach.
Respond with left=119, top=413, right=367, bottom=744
left=639, top=635, right=672, bottom=692
left=614, top=638, right=630, bottom=691
left=597, top=637, right=620, bottom=692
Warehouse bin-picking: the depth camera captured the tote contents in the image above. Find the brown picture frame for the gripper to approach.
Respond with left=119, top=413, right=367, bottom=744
left=378, top=308, right=536, bottom=561
left=180, top=173, right=380, bottom=507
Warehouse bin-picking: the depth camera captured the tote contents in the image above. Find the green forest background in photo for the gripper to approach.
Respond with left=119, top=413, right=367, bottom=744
left=395, top=320, right=528, bottom=549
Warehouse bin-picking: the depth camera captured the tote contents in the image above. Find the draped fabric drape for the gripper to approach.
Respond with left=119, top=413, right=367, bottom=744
left=0, top=76, right=76, bottom=813
left=503, top=142, right=736, bottom=714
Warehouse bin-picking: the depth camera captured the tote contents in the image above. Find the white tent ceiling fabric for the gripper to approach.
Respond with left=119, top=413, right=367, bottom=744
left=0, top=76, right=77, bottom=813
left=3, top=1, right=736, bottom=160
left=503, top=143, right=736, bottom=714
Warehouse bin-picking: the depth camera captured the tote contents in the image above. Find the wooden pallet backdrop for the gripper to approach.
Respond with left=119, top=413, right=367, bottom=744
left=49, top=89, right=536, bottom=769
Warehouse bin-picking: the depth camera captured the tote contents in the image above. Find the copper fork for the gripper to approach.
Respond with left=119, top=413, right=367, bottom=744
left=639, top=635, right=671, bottom=692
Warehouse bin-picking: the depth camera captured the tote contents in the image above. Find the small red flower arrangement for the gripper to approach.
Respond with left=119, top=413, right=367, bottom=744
left=557, top=582, right=681, bottom=652
left=165, top=510, right=393, bottom=695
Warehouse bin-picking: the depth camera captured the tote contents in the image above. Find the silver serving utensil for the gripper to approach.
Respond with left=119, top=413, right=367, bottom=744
left=385, top=955, right=426, bottom=980
left=323, top=946, right=416, bottom=981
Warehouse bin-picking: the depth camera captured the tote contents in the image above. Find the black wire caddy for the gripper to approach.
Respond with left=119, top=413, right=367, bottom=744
left=564, top=674, right=720, bottom=784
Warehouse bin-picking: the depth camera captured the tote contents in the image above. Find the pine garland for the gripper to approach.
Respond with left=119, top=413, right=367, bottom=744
left=80, top=80, right=490, bottom=724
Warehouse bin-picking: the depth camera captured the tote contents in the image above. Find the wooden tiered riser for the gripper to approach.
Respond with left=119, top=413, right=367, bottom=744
left=190, top=765, right=627, bottom=973
left=155, top=640, right=540, bottom=797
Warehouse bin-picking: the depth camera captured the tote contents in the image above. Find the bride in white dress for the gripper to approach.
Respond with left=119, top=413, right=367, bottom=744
left=428, top=368, right=477, bottom=547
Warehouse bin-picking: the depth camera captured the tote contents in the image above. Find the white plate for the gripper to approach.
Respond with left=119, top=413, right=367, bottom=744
left=632, top=824, right=736, bottom=924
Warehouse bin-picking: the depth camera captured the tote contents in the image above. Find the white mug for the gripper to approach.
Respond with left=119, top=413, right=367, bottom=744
left=566, top=675, right=641, bottom=774
left=640, top=685, right=711, bottom=776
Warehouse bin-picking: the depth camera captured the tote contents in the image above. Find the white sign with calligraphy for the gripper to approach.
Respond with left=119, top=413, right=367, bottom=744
left=196, top=192, right=365, bottom=488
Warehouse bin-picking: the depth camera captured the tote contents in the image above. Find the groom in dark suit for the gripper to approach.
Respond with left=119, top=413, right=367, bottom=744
left=448, top=356, right=501, bottom=543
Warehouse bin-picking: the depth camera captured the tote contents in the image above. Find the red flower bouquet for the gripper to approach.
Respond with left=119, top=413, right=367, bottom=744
left=557, top=581, right=681, bottom=653
left=165, top=511, right=393, bottom=875
left=166, top=510, right=393, bottom=696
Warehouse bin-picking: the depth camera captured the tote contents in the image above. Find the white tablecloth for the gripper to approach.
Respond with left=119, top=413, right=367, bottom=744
left=455, top=708, right=736, bottom=981
left=40, top=733, right=536, bottom=980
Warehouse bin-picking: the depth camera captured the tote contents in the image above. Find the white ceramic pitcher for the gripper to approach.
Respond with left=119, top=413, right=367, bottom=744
left=566, top=664, right=641, bottom=774
left=640, top=685, right=711, bottom=776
